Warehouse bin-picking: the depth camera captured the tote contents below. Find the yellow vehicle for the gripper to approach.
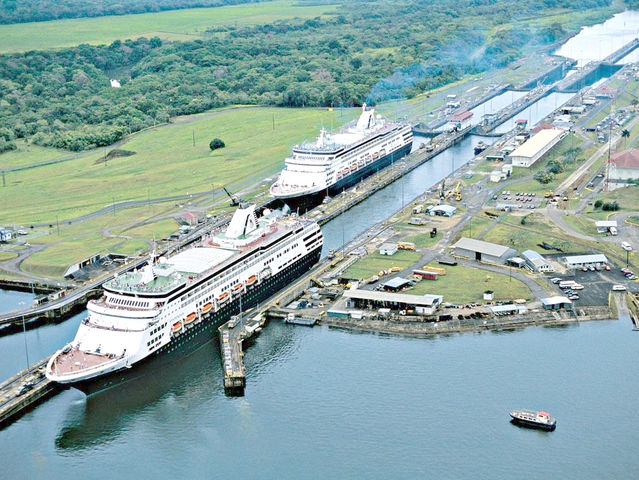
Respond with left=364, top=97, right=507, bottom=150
left=390, top=266, right=401, bottom=272
left=544, top=191, right=553, bottom=198
left=397, top=241, right=416, bottom=251
left=423, top=266, right=446, bottom=275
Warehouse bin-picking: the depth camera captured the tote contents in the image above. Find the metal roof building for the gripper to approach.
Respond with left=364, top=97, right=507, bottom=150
left=564, top=254, right=608, bottom=268
left=379, top=243, right=398, bottom=256
left=452, top=237, right=516, bottom=264
left=508, top=128, right=565, bottom=167
left=382, top=277, right=412, bottom=291
left=428, top=205, right=457, bottom=217
left=595, top=220, right=617, bottom=233
left=344, top=289, right=443, bottom=316
left=541, top=296, right=572, bottom=310
left=522, top=249, right=554, bottom=272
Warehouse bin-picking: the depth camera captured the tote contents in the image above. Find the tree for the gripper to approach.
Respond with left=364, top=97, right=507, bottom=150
left=594, top=199, right=603, bottom=209
left=209, top=138, right=225, bottom=151
left=622, top=128, right=630, bottom=147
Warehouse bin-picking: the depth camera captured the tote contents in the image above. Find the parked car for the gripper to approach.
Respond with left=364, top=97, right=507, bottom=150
left=568, top=294, right=580, bottom=300
left=551, top=278, right=562, bottom=284
left=612, top=284, right=627, bottom=291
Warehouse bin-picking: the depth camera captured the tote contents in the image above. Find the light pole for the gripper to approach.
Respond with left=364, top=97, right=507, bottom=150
left=19, top=301, right=30, bottom=379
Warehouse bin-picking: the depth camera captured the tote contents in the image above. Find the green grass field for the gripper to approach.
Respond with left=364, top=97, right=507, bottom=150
left=343, top=251, right=421, bottom=280
left=1, top=106, right=357, bottom=225
left=0, top=1, right=340, bottom=53
left=408, top=263, right=531, bottom=303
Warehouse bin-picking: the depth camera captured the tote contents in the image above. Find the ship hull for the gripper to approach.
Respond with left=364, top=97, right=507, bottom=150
left=272, top=142, right=413, bottom=210
left=510, top=416, right=556, bottom=431
left=70, top=245, right=322, bottom=395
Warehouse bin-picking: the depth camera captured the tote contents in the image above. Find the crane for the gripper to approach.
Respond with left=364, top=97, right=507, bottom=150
left=223, top=186, right=242, bottom=207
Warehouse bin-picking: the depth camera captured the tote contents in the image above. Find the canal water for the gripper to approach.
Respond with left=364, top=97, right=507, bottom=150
left=469, top=90, right=527, bottom=126
left=2, top=11, right=639, bottom=479
left=492, top=92, right=575, bottom=134
left=555, top=10, right=639, bottom=66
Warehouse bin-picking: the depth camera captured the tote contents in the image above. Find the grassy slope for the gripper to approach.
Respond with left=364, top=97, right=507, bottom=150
left=0, top=1, right=340, bottom=53
left=1, top=106, right=357, bottom=224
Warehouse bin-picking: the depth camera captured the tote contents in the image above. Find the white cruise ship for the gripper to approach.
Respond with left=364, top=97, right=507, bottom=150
left=270, top=104, right=413, bottom=203
left=46, top=205, right=322, bottom=394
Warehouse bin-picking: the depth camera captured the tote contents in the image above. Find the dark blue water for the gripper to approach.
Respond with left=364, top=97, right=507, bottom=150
left=1, top=314, right=636, bottom=479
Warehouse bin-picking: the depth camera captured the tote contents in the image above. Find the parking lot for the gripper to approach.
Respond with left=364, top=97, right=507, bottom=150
left=494, top=190, right=542, bottom=210
left=546, top=267, right=633, bottom=306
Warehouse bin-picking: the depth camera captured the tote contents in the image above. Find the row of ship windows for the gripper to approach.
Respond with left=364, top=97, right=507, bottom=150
left=180, top=236, right=302, bottom=308
left=327, top=136, right=403, bottom=174
left=110, top=297, right=149, bottom=308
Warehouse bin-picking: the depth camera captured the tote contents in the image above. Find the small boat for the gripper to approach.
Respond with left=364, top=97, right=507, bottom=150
left=246, top=275, right=257, bottom=286
left=200, top=302, right=213, bottom=314
left=184, top=312, right=197, bottom=325
left=171, top=321, right=182, bottom=333
left=342, top=168, right=349, bottom=175
left=474, top=141, right=488, bottom=155
left=509, top=409, right=556, bottom=431
left=218, top=291, right=229, bottom=303
left=232, top=283, right=243, bottom=292
left=350, top=163, right=358, bottom=171
left=372, top=152, right=379, bottom=159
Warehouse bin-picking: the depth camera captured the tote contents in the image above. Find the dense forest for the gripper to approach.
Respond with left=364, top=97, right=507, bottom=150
left=0, top=0, right=259, bottom=24
left=0, top=0, right=613, bottom=151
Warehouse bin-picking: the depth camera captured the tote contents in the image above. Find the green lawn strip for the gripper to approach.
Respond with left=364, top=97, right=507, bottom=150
left=583, top=186, right=639, bottom=221
left=627, top=215, right=639, bottom=226
left=407, top=263, right=531, bottom=304
left=21, top=234, right=125, bottom=278
left=116, top=218, right=179, bottom=239
left=343, top=251, right=421, bottom=280
left=1, top=106, right=357, bottom=225
left=402, top=231, right=439, bottom=249
left=562, top=214, right=600, bottom=237
left=0, top=1, right=340, bottom=53
left=481, top=213, right=584, bottom=253
left=0, top=144, right=70, bottom=169
left=0, top=251, right=18, bottom=262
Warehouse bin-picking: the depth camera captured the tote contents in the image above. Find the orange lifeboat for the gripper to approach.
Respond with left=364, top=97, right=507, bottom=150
left=184, top=312, right=196, bottom=325
left=246, top=275, right=257, bottom=286
left=372, top=152, right=379, bottom=159
left=171, top=321, right=182, bottom=333
left=350, top=163, right=357, bottom=171
left=200, top=303, right=213, bottom=313
left=232, top=283, right=243, bottom=292
left=342, top=168, right=349, bottom=175
left=218, top=291, right=229, bottom=303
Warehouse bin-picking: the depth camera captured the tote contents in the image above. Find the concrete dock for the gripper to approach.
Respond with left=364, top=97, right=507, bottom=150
left=0, top=356, right=62, bottom=428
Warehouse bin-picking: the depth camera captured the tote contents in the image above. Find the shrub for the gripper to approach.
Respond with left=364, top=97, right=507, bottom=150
left=594, top=199, right=603, bottom=209
left=209, top=138, right=225, bottom=151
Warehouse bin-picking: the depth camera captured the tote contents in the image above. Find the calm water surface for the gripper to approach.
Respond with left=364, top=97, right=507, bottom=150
left=2, top=12, right=639, bottom=479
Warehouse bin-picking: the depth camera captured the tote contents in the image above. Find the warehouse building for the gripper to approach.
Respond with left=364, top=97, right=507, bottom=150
left=452, top=237, right=516, bottom=264
left=564, top=254, right=608, bottom=269
left=379, top=243, right=398, bottom=256
left=428, top=205, right=456, bottom=217
left=382, top=277, right=412, bottom=292
left=522, top=249, right=554, bottom=272
left=344, top=289, right=443, bottom=316
left=508, top=128, right=565, bottom=167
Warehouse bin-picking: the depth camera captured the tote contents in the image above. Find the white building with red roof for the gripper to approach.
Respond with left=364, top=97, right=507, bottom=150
left=610, top=149, right=639, bottom=184
left=446, top=109, right=473, bottom=130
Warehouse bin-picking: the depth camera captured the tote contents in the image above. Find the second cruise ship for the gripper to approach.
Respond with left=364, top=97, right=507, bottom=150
left=270, top=104, right=413, bottom=204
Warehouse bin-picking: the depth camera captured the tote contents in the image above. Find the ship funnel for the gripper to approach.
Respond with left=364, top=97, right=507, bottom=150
left=226, top=204, right=258, bottom=239
left=356, top=104, right=376, bottom=131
